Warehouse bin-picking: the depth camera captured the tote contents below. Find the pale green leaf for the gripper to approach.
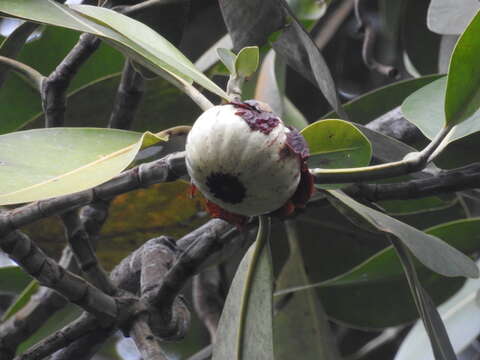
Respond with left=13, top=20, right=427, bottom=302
left=0, top=128, right=166, bottom=205
left=235, top=46, right=259, bottom=78
left=213, top=217, right=274, bottom=360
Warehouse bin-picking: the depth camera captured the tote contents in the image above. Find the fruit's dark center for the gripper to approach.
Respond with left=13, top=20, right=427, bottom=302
left=231, top=100, right=279, bottom=135
left=206, top=172, right=246, bottom=204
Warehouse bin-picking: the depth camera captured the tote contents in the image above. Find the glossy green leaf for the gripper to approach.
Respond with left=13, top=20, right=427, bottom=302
left=327, top=190, right=479, bottom=279
left=235, top=46, right=259, bottom=78
left=0, top=26, right=124, bottom=134
left=213, top=217, right=274, bottom=360
left=402, top=77, right=480, bottom=142
left=301, top=119, right=372, bottom=169
left=0, top=0, right=227, bottom=99
left=445, top=10, right=480, bottom=126
left=427, top=0, right=480, bottom=35
left=0, top=128, right=166, bottom=205
left=216, top=47, right=236, bottom=75
left=274, top=221, right=340, bottom=360
left=0, top=266, right=32, bottom=294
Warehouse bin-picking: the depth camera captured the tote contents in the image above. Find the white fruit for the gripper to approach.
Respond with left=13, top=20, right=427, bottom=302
left=185, top=101, right=303, bottom=217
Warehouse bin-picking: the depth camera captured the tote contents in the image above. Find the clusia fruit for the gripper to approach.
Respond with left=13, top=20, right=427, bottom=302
left=185, top=100, right=314, bottom=225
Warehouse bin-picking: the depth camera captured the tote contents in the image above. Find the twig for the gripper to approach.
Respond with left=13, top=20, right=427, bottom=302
left=366, top=106, right=423, bottom=144
left=311, top=126, right=452, bottom=183
left=0, top=22, right=41, bottom=89
left=346, top=162, right=480, bottom=201
left=130, top=315, right=170, bottom=360
left=192, top=266, right=225, bottom=342
left=42, top=33, right=101, bottom=127
left=108, top=61, right=145, bottom=129
left=345, top=327, right=403, bottom=360
left=354, top=0, right=398, bottom=78
left=61, top=210, right=117, bottom=295
left=186, top=345, right=213, bottom=360
left=14, top=313, right=99, bottom=360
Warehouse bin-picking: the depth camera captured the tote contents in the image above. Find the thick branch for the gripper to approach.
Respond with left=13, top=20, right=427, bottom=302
left=346, top=162, right=480, bottom=201
left=108, top=61, right=145, bottom=129
left=0, top=230, right=118, bottom=323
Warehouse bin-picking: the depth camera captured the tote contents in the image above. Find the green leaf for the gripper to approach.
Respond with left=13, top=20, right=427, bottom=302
left=17, top=304, right=81, bottom=353
left=213, top=217, right=274, bottom=360
left=235, top=46, right=259, bottom=78
left=402, top=0, right=440, bottom=76
left=273, top=0, right=347, bottom=120
left=218, top=0, right=284, bottom=52
left=274, top=216, right=475, bottom=328
left=402, top=77, right=480, bottom=143
left=0, top=26, right=124, bottom=134
left=301, top=119, right=372, bottom=169
left=283, top=97, right=308, bottom=130
left=274, top=221, right=340, bottom=360
left=396, top=264, right=480, bottom=359
left=255, top=50, right=286, bottom=118
left=321, top=218, right=480, bottom=288
left=26, top=72, right=201, bottom=132
left=0, top=22, right=40, bottom=88
left=216, top=48, right=237, bottom=75
left=1, top=280, right=38, bottom=321
left=326, top=190, right=479, bottom=279
left=324, top=75, right=442, bottom=126
left=287, top=0, right=328, bottom=22
left=0, top=266, right=32, bottom=294
left=391, top=237, right=456, bottom=360
left=379, top=196, right=457, bottom=216
left=427, top=0, right=480, bottom=35
left=0, top=0, right=227, bottom=99
left=445, top=10, right=480, bottom=126
left=0, top=128, right=166, bottom=205
left=195, top=34, right=232, bottom=73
